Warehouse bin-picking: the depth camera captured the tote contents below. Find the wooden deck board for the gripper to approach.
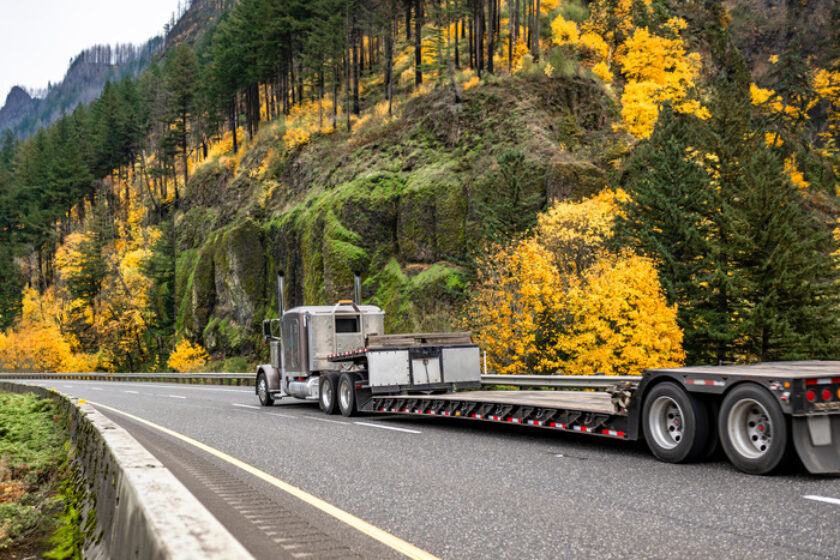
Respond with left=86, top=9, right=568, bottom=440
left=372, top=390, right=617, bottom=414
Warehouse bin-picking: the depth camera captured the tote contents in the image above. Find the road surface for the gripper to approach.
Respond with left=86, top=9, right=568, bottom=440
left=19, top=379, right=840, bottom=559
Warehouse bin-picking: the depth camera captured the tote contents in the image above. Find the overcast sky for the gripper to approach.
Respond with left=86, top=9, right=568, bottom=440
left=0, top=0, right=181, bottom=103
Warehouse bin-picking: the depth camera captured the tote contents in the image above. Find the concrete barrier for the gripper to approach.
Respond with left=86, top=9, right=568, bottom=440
left=0, top=381, right=253, bottom=560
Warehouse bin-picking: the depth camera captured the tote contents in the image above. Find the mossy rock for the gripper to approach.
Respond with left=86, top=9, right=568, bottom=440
left=175, top=249, right=199, bottom=337
left=203, top=316, right=251, bottom=354
left=213, top=218, right=266, bottom=328
left=190, top=239, right=216, bottom=339
left=176, top=207, right=220, bottom=252
left=545, top=161, right=608, bottom=202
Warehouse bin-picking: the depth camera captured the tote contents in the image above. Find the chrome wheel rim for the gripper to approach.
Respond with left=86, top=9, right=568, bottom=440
left=258, top=377, right=267, bottom=401
left=322, top=379, right=333, bottom=408
left=728, top=398, right=772, bottom=459
left=648, top=396, right=684, bottom=450
left=339, top=378, right=352, bottom=411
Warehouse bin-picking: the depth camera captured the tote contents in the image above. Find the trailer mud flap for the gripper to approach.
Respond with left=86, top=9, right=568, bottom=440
left=793, top=416, right=840, bottom=474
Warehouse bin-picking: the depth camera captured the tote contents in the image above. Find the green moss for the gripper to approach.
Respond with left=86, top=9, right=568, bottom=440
left=190, top=237, right=217, bottom=339
left=0, top=393, right=70, bottom=553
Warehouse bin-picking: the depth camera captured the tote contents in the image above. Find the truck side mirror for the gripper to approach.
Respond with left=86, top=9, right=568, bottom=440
left=262, top=320, right=272, bottom=342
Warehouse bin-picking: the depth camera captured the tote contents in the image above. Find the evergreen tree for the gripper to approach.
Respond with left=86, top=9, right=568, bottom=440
left=143, top=216, right=176, bottom=357
left=618, top=106, right=731, bottom=363
left=728, top=143, right=840, bottom=360
left=165, top=44, right=200, bottom=192
left=476, top=149, right=545, bottom=243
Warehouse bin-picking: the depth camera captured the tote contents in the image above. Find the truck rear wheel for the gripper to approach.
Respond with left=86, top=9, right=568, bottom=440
left=643, top=382, right=710, bottom=463
left=719, top=384, right=789, bottom=475
left=338, top=373, right=359, bottom=417
left=319, top=373, right=339, bottom=415
left=257, top=373, right=274, bottom=407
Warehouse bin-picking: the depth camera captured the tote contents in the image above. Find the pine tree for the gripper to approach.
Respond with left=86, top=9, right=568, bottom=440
left=476, top=150, right=545, bottom=243
left=728, top=143, right=840, bottom=360
left=166, top=44, right=200, bottom=193
left=618, top=106, right=730, bottom=363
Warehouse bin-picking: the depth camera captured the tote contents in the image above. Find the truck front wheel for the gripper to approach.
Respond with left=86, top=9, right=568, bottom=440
left=719, top=384, right=789, bottom=475
left=257, top=373, right=274, bottom=407
left=319, top=373, right=339, bottom=415
left=643, top=382, right=710, bottom=463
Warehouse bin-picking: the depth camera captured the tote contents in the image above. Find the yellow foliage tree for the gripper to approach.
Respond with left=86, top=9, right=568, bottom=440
left=618, top=21, right=708, bottom=138
left=550, top=15, right=579, bottom=46
left=466, top=239, right=566, bottom=376
left=0, top=288, right=101, bottom=373
left=467, top=189, right=685, bottom=376
left=168, top=339, right=210, bottom=373
left=559, top=252, right=685, bottom=375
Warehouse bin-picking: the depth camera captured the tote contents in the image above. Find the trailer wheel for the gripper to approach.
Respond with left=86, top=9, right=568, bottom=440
left=719, top=384, right=789, bottom=475
left=319, top=373, right=339, bottom=415
left=257, top=373, right=274, bottom=407
left=642, top=382, right=710, bottom=463
left=338, top=373, right=359, bottom=417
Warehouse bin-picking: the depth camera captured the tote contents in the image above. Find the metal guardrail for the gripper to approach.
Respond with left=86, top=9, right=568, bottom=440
left=0, top=372, right=642, bottom=389
left=480, top=374, right=642, bottom=388
left=0, top=372, right=255, bottom=385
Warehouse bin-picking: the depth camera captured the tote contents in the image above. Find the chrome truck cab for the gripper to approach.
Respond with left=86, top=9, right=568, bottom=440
left=256, top=272, right=384, bottom=404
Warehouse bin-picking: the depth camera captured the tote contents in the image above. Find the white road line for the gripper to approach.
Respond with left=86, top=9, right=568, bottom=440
left=353, top=422, right=421, bottom=434
left=307, top=416, right=349, bottom=425
left=122, top=390, right=139, bottom=394
left=232, top=403, right=261, bottom=410
left=804, top=495, right=840, bottom=507
left=91, top=387, right=103, bottom=391
left=267, top=412, right=297, bottom=418
left=162, top=395, right=187, bottom=399
left=63, top=384, right=73, bottom=388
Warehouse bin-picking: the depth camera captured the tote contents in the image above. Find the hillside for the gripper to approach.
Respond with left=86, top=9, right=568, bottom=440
left=0, top=0, right=839, bottom=374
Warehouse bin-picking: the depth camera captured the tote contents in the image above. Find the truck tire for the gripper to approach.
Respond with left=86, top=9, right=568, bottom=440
left=338, top=372, right=359, bottom=417
left=257, top=373, right=274, bottom=407
left=319, top=373, right=339, bottom=415
left=642, top=381, right=710, bottom=463
left=719, top=384, right=789, bottom=475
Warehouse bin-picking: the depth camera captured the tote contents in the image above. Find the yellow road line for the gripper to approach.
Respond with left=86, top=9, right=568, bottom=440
left=89, top=401, right=439, bottom=560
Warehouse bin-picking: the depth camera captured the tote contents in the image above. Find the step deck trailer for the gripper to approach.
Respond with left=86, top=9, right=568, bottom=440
left=327, top=351, right=840, bottom=476
left=257, top=274, right=840, bottom=475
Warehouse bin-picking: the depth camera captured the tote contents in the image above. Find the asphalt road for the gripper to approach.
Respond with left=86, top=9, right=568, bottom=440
left=21, top=379, right=840, bottom=559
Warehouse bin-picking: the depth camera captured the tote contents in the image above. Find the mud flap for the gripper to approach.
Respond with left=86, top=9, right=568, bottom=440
left=792, top=416, right=840, bottom=474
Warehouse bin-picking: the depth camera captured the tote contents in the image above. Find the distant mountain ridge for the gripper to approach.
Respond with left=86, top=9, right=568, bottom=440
left=0, top=0, right=230, bottom=141
left=0, top=87, right=36, bottom=133
left=0, top=40, right=163, bottom=140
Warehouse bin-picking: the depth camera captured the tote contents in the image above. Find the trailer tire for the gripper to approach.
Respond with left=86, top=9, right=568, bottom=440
left=338, top=372, right=359, bottom=417
left=642, top=382, right=710, bottom=463
left=319, top=373, right=339, bottom=415
left=257, top=373, right=274, bottom=407
left=719, top=384, right=789, bottom=475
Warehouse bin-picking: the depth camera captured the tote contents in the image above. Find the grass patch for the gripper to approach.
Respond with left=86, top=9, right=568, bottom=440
left=0, top=392, right=75, bottom=556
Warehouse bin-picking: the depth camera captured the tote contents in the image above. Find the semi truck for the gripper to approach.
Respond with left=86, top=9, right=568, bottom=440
left=256, top=273, right=840, bottom=476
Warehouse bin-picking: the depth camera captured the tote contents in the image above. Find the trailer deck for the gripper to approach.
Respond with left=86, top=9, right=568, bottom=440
left=371, top=390, right=618, bottom=414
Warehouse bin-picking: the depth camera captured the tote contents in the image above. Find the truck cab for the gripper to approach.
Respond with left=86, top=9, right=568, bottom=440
left=259, top=301, right=385, bottom=402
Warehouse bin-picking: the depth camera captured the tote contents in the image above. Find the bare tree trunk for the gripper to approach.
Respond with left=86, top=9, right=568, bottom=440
left=531, top=0, right=540, bottom=60
left=353, top=31, right=361, bottom=115
left=385, top=0, right=395, bottom=114
left=415, top=0, right=423, bottom=86
left=487, top=0, right=495, bottom=73
left=446, top=0, right=463, bottom=103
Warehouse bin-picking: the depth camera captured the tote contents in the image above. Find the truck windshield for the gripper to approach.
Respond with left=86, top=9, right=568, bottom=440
left=335, top=316, right=360, bottom=333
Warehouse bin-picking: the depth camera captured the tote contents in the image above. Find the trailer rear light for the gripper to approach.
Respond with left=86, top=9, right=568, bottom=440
left=805, top=377, right=840, bottom=385
left=806, top=390, right=817, bottom=402
left=823, top=389, right=833, bottom=402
